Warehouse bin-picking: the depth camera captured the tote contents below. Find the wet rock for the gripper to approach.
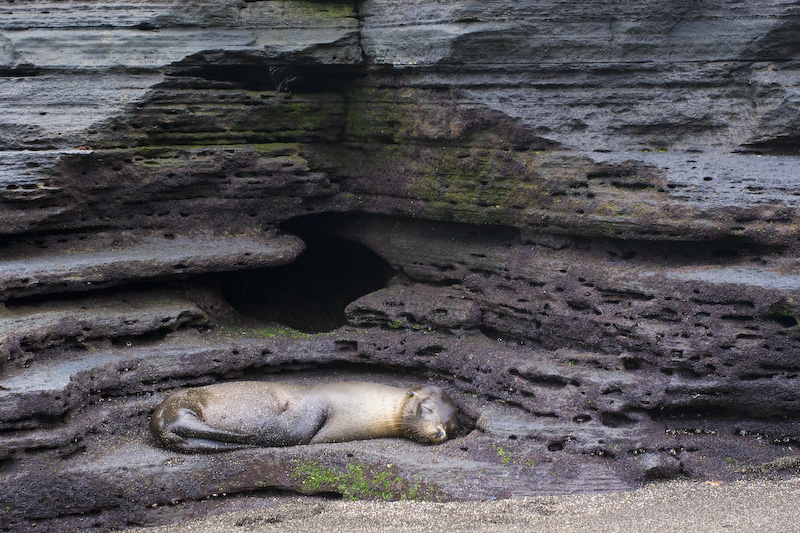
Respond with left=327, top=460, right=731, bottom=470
left=639, top=452, right=682, bottom=480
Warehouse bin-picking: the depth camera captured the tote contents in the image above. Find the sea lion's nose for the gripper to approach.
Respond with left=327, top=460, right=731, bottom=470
left=435, top=428, right=446, bottom=441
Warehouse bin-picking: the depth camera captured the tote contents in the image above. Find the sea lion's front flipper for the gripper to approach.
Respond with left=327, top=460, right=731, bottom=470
left=257, top=404, right=327, bottom=446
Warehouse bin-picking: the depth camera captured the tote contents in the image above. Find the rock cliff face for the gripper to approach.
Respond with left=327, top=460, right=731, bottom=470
left=2, top=1, right=800, bottom=530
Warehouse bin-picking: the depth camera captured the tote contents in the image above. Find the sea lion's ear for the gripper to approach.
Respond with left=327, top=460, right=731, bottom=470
left=407, top=390, right=417, bottom=397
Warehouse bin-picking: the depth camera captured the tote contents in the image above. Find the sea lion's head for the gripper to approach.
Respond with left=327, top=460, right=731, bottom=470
left=402, top=386, right=459, bottom=444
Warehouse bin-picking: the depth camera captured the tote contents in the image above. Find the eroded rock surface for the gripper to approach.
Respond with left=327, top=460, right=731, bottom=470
left=2, top=1, right=800, bottom=531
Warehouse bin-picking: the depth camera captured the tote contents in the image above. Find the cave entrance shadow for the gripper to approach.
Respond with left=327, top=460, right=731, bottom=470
left=220, top=215, right=396, bottom=333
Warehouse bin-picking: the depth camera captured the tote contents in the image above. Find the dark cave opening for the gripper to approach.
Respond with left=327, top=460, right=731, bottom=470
left=220, top=215, right=396, bottom=333
left=168, top=53, right=365, bottom=92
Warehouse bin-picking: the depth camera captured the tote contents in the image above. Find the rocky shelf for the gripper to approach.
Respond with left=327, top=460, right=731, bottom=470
left=0, top=231, right=304, bottom=300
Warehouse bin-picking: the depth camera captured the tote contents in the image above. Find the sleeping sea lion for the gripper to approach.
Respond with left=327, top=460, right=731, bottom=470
left=149, top=381, right=459, bottom=453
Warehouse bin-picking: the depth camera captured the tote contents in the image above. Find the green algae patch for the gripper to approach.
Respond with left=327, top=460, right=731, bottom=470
left=332, top=85, right=749, bottom=241
left=214, top=323, right=317, bottom=340
left=292, top=460, right=423, bottom=501
left=764, top=298, right=800, bottom=328
left=98, top=90, right=346, bottom=149
left=250, top=324, right=316, bottom=339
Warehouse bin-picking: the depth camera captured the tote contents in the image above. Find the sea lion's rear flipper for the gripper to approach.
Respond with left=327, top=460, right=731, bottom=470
left=169, top=437, right=252, bottom=453
left=159, top=407, right=253, bottom=452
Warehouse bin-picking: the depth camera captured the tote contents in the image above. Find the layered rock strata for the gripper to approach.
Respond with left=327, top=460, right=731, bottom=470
left=1, top=1, right=800, bottom=531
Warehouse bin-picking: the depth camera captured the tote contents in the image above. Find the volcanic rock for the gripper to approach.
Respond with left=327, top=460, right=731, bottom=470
left=1, top=1, right=800, bottom=531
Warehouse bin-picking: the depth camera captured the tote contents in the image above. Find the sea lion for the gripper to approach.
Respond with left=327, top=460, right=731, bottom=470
left=149, top=381, right=459, bottom=453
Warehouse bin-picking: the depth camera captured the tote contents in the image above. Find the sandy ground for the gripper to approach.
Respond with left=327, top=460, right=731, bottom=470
left=131, top=476, right=800, bottom=533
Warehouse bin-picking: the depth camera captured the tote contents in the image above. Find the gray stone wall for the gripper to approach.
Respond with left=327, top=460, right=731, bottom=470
left=1, top=1, right=799, bottom=530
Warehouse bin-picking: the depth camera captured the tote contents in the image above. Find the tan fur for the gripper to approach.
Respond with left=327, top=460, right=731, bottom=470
left=150, top=381, right=459, bottom=453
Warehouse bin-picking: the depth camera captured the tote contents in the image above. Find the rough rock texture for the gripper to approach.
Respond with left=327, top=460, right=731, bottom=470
left=2, top=1, right=800, bottom=531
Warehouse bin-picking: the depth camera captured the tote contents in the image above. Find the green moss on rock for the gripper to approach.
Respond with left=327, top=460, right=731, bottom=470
left=292, top=460, right=423, bottom=501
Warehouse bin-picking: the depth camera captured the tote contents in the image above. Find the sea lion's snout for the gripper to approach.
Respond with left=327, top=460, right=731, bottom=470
left=415, top=425, right=447, bottom=444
